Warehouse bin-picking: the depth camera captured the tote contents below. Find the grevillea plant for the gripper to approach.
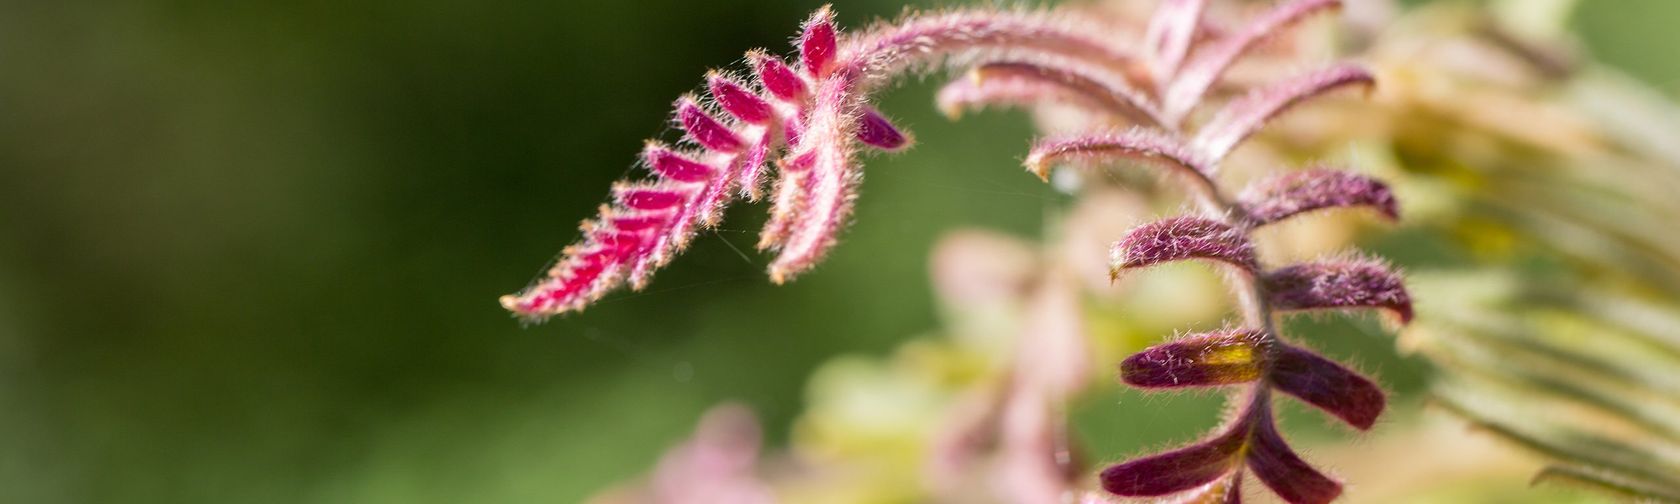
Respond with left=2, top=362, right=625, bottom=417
left=506, top=1, right=1412, bottom=502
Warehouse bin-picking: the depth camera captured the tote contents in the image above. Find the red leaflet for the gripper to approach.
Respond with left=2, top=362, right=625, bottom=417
left=735, top=130, right=775, bottom=201
left=590, top=230, right=646, bottom=253
left=749, top=51, right=806, bottom=101
left=614, top=185, right=686, bottom=211
left=605, top=213, right=669, bottom=232
left=799, top=7, right=838, bottom=77
left=707, top=73, right=774, bottom=124
left=643, top=144, right=715, bottom=183
left=676, top=98, right=745, bottom=153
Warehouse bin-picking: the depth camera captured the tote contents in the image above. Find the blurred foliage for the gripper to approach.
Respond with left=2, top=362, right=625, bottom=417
left=0, top=0, right=1676, bottom=503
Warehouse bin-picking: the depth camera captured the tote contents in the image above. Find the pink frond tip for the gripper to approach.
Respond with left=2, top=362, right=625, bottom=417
left=614, top=183, right=687, bottom=211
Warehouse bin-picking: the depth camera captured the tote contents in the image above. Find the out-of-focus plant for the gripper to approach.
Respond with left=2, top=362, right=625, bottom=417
left=1170, top=0, right=1680, bottom=499
left=1315, top=0, right=1680, bottom=500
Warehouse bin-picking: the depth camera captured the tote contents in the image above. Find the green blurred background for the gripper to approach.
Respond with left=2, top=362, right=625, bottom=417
left=0, top=0, right=1674, bottom=502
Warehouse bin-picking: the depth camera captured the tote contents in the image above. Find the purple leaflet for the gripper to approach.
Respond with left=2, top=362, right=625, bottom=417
left=1238, top=169, right=1398, bottom=226
left=1245, top=403, right=1343, bottom=504
left=1024, top=129, right=1215, bottom=202
left=1265, top=259, right=1413, bottom=324
left=1109, top=216, right=1258, bottom=276
left=1101, top=416, right=1249, bottom=496
left=1121, top=329, right=1269, bottom=388
left=855, top=106, right=911, bottom=151
left=1270, top=344, right=1386, bottom=430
